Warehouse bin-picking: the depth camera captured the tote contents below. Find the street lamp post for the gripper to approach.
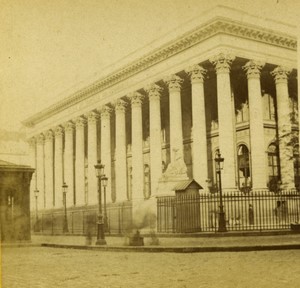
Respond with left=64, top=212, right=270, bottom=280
left=215, top=151, right=227, bottom=232
left=94, top=160, right=106, bottom=245
left=102, top=175, right=109, bottom=233
left=34, top=189, right=40, bottom=232
left=62, top=182, right=69, bottom=233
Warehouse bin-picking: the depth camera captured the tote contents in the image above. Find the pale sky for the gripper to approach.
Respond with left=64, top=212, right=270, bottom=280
left=0, top=0, right=299, bottom=132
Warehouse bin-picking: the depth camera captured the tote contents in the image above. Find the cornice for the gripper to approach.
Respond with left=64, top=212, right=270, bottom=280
left=23, top=17, right=297, bottom=127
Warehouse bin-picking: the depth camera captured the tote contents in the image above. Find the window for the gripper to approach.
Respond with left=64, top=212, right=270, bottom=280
left=267, top=143, right=280, bottom=191
left=237, top=145, right=251, bottom=192
left=263, top=93, right=276, bottom=121
left=236, top=103, right=249, bottom=123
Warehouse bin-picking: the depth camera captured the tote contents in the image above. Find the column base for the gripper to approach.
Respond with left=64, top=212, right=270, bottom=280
left=251, top=187, right=268, bottom=192
left=280, top=185, right=296, bottom=191
left=95, top=239, right=107, bottom=245
left=222, top=187, right=239, bottom=194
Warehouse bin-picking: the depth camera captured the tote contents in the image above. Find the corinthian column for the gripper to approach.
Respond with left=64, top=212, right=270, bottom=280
left=114, top=99, right=128, bottom=201
left=243, top=60, right=267, bottom=190
left=63, top=121, right=75, bottom=207
left=87, top=111, right=99, bottom=205
left=100, top=105, right=112, bottom=202
left=75, top=116, right=86, bottom=205
left=145, top=83, right=163, bottom=195
left=36, top=134, right=45, bottom=209
left=54, top=126, right=63, bottom=207
left=128, top=92, right=144, bottom=201
left=210, top=52, right=236, bottom=190
left=165, top=75, right=184, bottom=162
left=44, top=130, right=54, bottom=208
left=186, top=65, right=208, bottom=188
left=271, top=66, right=295, bottom=189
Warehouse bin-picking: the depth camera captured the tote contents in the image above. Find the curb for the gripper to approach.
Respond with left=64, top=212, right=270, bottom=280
left=40, top=243, right=300, bottom=253
left=1, top=243, right=42, bottom=248
left=32, top=230, right=300, bottom=238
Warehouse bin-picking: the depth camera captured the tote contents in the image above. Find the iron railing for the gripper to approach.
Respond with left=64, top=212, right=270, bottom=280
left=32, top=190, right=300, bottom=235
left=32, top=201, right=132, bottom=235
left=157, top=190, right=300, bottom=233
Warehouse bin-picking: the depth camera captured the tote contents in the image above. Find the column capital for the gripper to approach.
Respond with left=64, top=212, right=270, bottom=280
left=164, top=74, right=183, bottom=91
left=86, top=111, right=99, bottom=123
left=271, top=66, right=291, bottom=84
left=63, top=121, right=75, bottom=132
left=54, top=126, right=64, bottom=137
left=243, top=60, right=265, bottom=79
left=209, top=52, right=235, bottom=74
left=114, top=99, right=127, bottom=114
left=185, top=64, right=207, bottom=83
left=44, top=130, right=54, bottom=141
left=36, top=134, right=44, bottom=145
left=145, top=83, right=163, bottom=101
left=27, top=137, right=36, bottom=147
left=74, top=116, right=87, bottom=128
left=128, top=91, right=144, bottom=107
left=99, top=105, right=113, bottom=119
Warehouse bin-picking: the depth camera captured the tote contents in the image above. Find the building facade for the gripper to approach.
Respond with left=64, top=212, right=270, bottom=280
left=0, top=160, right=34, bottom=242
left=23, top=6, right=299, bottom=231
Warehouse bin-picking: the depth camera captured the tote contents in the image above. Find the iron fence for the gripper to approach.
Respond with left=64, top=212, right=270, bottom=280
left=32, top=201, right=132, bottom=235
left=157, top=190, right=300, bottom=233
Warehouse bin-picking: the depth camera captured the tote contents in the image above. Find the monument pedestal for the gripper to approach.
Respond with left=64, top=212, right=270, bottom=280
left=155, top=156, right=189, bottom=196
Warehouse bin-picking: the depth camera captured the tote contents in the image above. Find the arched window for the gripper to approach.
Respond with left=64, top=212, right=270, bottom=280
left=267, top=143, right=280, bottom=191
left=237, top=145, right=251, bottom=192
left=293, top=145, right=300, bottom=190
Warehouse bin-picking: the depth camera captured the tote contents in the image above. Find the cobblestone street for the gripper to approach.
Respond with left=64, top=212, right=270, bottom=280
left=2, top=246, right=300, bottom=288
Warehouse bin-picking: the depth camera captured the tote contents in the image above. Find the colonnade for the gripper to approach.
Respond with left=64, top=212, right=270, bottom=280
left=28, top=52, right=296, bottom=210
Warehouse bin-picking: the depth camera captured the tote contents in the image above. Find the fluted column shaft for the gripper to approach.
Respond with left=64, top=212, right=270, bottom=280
left=115, top=99, right=128, bottom=201
left=64, top=122, right=75, bottom=206
left=271, top=66, right=295, bottom=189
left=186, top=65, right=208, bottom=188
left=165, top=75, right=185, bottom=162
left=100, top=106, right=112, bottom=202
left=244, top=60, right=267, bottom=190
left=54, top=126, right=64, bottom=207
left=129, top=92, right=144, bottom=201
left=44, top=130, right=54, bottom=208
left=36, top=134, right=45, bottom=209
left=210, top=53, right=236, bottom=190
left=75, top=117, right=86, bottom=205
left=87, top=112, right=99, bottom=205
left=146, top=84, right=163, bottom=195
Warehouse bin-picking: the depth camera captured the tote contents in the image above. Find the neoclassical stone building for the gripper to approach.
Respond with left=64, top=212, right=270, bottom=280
left=23, top=6, right=299, bottom=229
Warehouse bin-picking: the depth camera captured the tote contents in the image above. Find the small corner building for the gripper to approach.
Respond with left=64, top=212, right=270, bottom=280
left=0, top=160, right=34, bottom=242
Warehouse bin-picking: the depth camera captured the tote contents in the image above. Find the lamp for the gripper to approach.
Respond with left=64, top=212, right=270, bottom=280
left=94, top=160, right=107, bottom=245
left=62, top=182, right=69, bottom=233
left=34, top=189, right=40, bottom=232
left=102, top=176, right=108, bottom=188
left=214, top=151, right=227, bottom=232
left=94, top=161, right=105, bottom=178
left=102, top=175, right=109, bottom=233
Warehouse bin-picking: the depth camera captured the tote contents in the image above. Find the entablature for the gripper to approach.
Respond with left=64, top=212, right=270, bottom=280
left=23, top=14, right=297, bottom=131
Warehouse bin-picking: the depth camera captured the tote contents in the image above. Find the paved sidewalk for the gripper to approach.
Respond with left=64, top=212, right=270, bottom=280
left=21, top=232, right=300, bottom=252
